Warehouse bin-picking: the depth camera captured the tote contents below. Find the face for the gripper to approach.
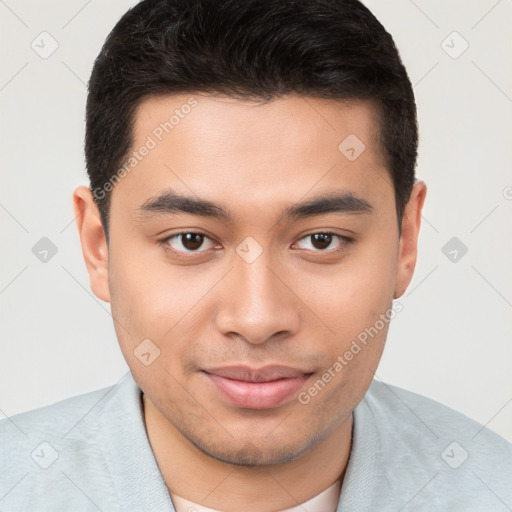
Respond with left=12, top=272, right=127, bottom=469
left=75, top=94, right=425, bottom=466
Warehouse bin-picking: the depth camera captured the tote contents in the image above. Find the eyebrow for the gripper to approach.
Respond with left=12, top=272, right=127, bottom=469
left=136, top=188, right=373, bottom=222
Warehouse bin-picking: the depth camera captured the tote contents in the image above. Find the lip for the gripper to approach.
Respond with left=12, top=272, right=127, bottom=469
left=202, top=365, right=312, bottom=409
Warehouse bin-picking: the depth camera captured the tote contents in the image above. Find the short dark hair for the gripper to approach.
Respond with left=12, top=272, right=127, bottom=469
left=86, top=0, right=418, bottom=242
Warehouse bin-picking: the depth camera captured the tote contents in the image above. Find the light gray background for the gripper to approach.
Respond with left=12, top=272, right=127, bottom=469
left=1, top=0, right=511, bottom=443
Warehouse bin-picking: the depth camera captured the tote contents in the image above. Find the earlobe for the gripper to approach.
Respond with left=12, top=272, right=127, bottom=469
left=393, top=180, right=427, bottom=299
left=72, top=186, right=111, bottom=303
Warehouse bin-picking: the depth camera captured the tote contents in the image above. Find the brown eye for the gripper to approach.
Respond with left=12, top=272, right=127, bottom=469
left=295, top=232, right=349, bottom=252
left=310, top=233, right=333, bottom=250
left=163, top=232, right=216, bottom=254
left=181, top=233, right=205, bottom=250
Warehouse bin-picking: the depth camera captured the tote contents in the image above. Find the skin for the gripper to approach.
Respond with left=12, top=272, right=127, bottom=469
left=73, top=94, right=426, bottom=511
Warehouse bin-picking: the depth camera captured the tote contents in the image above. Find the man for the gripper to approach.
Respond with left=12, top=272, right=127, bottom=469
left=1, top=0, right=510, bottom=510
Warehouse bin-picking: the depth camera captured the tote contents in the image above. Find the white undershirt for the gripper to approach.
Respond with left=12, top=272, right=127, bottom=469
left=170, top=479, right=341, bottom=512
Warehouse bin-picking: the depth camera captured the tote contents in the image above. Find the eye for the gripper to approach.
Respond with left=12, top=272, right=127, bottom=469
left=162, top=232, right=216, bottom=254
left=294, top=232, right=351, bottom=252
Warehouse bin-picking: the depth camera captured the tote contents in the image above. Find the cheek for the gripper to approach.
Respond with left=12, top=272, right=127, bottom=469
left=297, top=238, right=398, bottom=336
left=107, top=249, right=176, bottom=352
left=108, top=249, right=221, bottom=369
left=296, top=236, right=398, bottom=391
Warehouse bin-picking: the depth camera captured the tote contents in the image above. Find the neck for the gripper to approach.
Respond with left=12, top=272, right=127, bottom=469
left=142, top=394, right=353, bottom=512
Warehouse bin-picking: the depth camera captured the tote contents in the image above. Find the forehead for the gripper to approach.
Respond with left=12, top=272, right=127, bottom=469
left=112, top=93, right=393, bottom=220
left=133, top=93, right=384, bottom=162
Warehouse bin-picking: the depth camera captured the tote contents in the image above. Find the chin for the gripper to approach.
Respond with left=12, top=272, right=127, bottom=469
left=188, top=433, right=316, bottom=467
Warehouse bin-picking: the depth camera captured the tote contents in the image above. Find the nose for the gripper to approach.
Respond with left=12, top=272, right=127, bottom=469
left=214, top=250, right=301, bottom=345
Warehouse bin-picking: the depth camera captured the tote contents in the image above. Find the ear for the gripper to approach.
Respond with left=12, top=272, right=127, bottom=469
left=394, top=180, right=427, bottom=299
left=72, top=186, right=111, bottom=303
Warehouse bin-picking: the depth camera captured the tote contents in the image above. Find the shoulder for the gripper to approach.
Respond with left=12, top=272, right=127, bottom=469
left=363, top=380, right=511, bottom=448
left=0, top=383, right=116, bottom=441
left=0, top=378, right=128, bottom=511
left=358, top=380, right=512, bottom=510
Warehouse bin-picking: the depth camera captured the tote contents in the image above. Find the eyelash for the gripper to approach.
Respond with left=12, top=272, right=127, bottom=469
left=158, top=231, right=354, bottom=258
